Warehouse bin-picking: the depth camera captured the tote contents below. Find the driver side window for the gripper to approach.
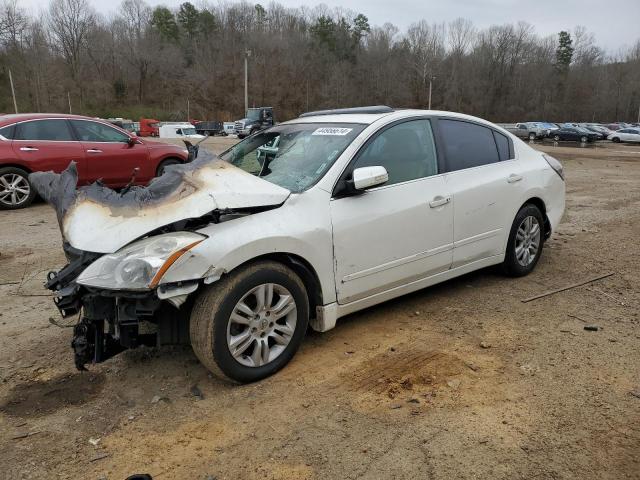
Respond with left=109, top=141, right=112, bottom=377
left=70, top=120, right=130, bottom=143
left=353, top=119, right=438, bottom=186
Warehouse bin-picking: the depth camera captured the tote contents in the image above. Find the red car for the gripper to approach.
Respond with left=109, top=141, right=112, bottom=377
left=0, top=113, right=190, bottom=209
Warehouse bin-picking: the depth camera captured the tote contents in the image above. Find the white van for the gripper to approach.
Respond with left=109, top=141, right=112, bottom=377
left=158, top=123, right=206, bottom=140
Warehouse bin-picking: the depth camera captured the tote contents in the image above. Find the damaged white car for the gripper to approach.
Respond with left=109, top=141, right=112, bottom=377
left=33, top=106, right=565, bottom=382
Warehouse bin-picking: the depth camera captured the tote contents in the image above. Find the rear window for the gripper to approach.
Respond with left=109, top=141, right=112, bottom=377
left=0, top=124, right=15, bottom=139
left=439, top=119, right=500, bottom=172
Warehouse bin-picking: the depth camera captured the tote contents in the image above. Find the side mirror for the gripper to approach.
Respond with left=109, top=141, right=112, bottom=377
left=352, top=166, right=388, bottom=190
left=127, top=136, right=138, bottom=147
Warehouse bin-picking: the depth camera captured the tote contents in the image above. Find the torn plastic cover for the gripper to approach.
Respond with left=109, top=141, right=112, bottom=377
left=29, top=147, right=291, bottom=254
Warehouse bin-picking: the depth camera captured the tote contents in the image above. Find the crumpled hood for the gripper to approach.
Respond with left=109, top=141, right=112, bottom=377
left=29, top=151, right=290, bottom=253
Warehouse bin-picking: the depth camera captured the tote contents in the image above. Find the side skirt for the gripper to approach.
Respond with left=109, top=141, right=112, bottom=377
left=312, top=254, right=504, bottom=332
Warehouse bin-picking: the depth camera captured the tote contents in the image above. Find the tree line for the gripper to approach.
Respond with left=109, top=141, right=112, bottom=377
left=1, top=0, right=639, bottom=123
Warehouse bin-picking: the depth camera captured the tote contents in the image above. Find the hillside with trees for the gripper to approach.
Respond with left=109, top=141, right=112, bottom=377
left=1, top=0, right=639, bottom=122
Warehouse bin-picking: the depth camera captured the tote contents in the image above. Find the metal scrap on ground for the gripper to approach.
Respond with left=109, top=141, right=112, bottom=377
left=521, top=272, right=615, bottom=303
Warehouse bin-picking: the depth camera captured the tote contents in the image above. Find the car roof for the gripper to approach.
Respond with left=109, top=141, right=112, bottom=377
left=0, top=113, right=105, bottom=126
left=283, top=109, right=504, bottom=128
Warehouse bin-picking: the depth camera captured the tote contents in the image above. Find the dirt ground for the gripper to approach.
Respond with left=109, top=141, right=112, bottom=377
left=1, top=138, right=639, bottom=480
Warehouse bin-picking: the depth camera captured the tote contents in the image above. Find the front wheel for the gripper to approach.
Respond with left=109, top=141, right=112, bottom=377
left=612, top=137, right=620, bottom=143
left=502, top=204, right=545, bottom=277
left=580, top=136, right=588, bottom=143
left=190, top=261, right=309, bottom=383
left=553, top=134, right=560, bottom=142
left=0, top=167, right=36, bottom=210
left=528, top=132, right=536, bottom=141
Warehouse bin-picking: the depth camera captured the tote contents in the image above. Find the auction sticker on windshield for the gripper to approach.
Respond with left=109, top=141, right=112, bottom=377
left=312, top=127, right=353, bottom=136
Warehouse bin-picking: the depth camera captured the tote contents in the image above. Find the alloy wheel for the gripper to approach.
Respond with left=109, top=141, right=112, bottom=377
left=515, top=216, right=541, bottom=267
left=226, top=283, right=297, bottom=367
left=0, top=173, right=31, bottom=207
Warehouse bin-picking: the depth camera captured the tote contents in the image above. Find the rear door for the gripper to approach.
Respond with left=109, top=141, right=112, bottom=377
left=12, top=119, right=86, bottom=180
left=69, top=119, right=150, bottom=186
left=434, top=118, right=524, bottom=268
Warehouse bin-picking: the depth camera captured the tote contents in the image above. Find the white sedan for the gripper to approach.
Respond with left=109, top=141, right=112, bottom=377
left=608, top=128, right=640, bottom=143
left=39, top=107, right=566, bottom=382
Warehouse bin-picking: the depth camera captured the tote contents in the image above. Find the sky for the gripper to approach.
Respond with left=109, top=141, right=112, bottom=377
left=20, top=0, right=640, bottom=53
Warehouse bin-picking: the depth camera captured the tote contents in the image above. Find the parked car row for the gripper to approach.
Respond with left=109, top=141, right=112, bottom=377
left=499, top=120, right=640, bottom=144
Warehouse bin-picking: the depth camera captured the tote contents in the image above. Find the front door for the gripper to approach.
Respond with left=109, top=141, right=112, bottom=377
left=69, top=119, right=150, bottom=186
left=330, top=119, right=453, bottom=304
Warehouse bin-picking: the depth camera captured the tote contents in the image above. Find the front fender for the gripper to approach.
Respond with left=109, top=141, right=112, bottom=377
left=159, top=189, right=337, bottom=304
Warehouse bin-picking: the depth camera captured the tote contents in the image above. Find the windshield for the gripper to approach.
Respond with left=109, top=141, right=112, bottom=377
left=247, top=109, right=262, bottom=121
left=220, top=123, right=365, bottom=192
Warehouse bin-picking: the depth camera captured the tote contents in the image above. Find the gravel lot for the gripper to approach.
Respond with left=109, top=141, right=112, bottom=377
left=1, top=138, right=639, bottom=479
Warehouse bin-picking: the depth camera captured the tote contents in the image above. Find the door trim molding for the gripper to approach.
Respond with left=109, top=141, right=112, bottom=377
left=342, top=243, right=453, bottom=283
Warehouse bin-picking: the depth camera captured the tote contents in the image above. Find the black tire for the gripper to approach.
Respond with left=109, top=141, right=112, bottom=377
left=502, top=204, right=545, bottom=277
left=156, top=158, right=181, bottom=177
left=0, top=167, right=36, bottom=210
left=612, top=137, right=620, bottom=143
left=190, top=261, right=309, bottom=383
left=553, top=134, right=560, bottom=142
left=580, top=136, right=588, bottom=143
left=528, top=132, right=536, bottom=141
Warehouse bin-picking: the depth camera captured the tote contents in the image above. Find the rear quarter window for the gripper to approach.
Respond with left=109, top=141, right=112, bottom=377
left=438, top=119, right=500, bottom=172
left=493, top=131, right=513, bottom=161
left=0, top=124, right=15, bottom=139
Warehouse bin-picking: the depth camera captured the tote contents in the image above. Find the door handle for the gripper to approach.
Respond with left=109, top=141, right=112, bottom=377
left=86, top=149, right=103, bottom=153
left=429, top=196, right=451, bottom=208
left=507, top=174, right=523, bottom=183
left=19, top=147, right=38, bottom=152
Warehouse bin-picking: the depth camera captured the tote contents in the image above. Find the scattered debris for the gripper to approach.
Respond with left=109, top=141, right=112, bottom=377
left=584, top=325, right=600, bottom=332
left=11, top=431, right=41, bottom=440
left=630, top=390, right=640, bottom=399
left=407, top=398, right=420, bottom=404
left=89, top=452, right=111, bottom=462
left=190, top=384, right=203, bottom=399
left=88, top=437, right=101, bottom=446
left=446, top=379, right=461, bottom=389
left=480, top=341, right=491, bottom=349
left=390, top=404, right=402, bottom=409
left=150, top=395, right=170, bottom=404
left=521, top=272, right=614, bottom=303
left=465, top=362, right=479, bottom=371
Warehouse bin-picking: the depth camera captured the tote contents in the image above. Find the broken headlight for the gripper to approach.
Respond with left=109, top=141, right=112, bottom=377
left=76, top=232, right=205, bottom=290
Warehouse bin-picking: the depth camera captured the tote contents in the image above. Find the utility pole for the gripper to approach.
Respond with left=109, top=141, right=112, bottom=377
left=67, top=92, right=72, bottom=114
left=637, top=103, right=640, bottom=124
left=187, top=98, right=190, bottom=120
left=244, top=49, right=251, bottom=115
left=8, top=68, right=18, bottom=114
left=428, top=75, right=436, bottom=110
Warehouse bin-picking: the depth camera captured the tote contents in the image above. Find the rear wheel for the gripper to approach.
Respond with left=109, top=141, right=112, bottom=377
left=553, top=134, right=560, bottom=142
left=0, top=167, right=35, bottom=210
left=502, top=204, right=545, bottom=277
left=190, top=261, right=309, bottom=383
left=528, top=132, right=536, bottom=141
left=580, top=135, right=588, bottom=143
left=612, top=137, right=621, bottom=143
left=156, top=158, right=181, bottom=177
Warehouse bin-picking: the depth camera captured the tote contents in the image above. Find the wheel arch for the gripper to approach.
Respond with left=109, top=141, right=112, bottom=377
left=225, top=252, right=324, bottom=320
left=520, top=197, right=551, bottom=239
left=0, top=163, right=32, bottom=174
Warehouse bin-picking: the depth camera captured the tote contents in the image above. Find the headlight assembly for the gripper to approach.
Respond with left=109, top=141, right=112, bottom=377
left=77, top=232, right=205, bottom=290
